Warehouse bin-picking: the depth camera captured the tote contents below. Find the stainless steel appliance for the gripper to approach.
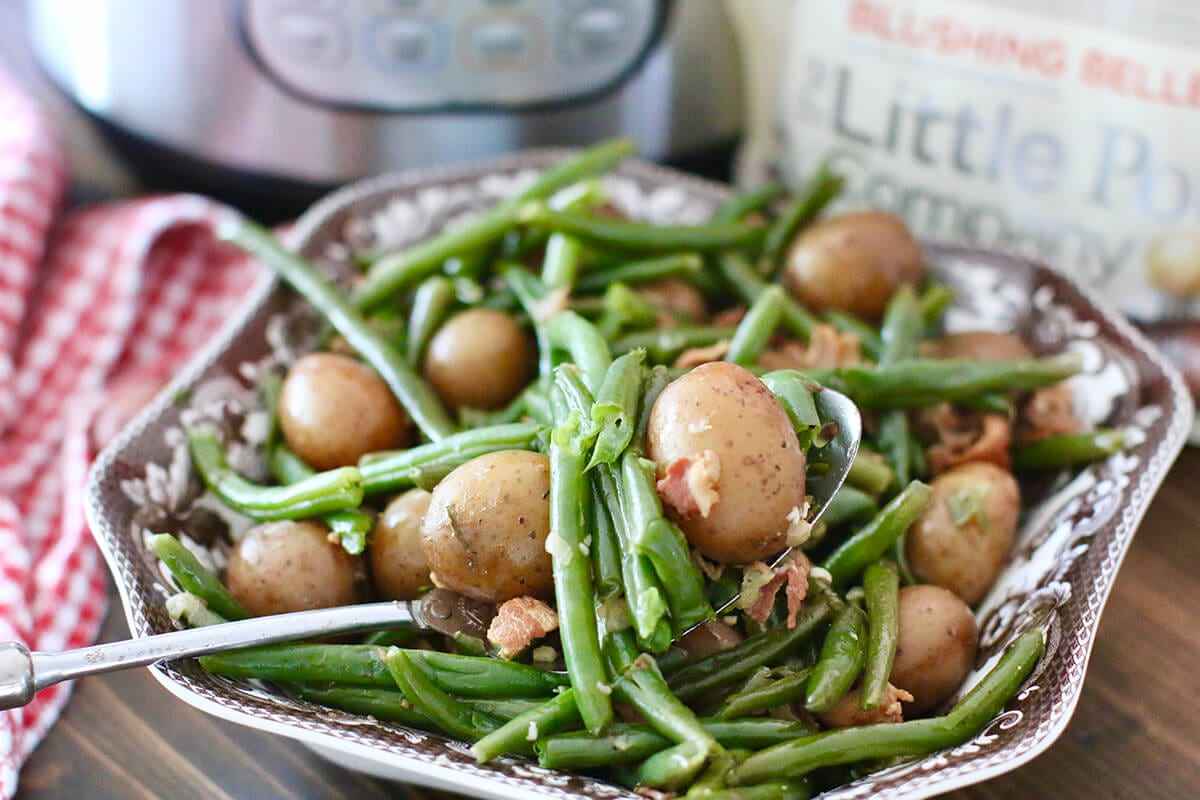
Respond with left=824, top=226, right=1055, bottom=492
left=26, top=0, right=743, bottom=213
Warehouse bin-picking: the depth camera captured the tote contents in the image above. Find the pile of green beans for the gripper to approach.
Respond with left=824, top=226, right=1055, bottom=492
left=149, top=141, right=1130, bottom=795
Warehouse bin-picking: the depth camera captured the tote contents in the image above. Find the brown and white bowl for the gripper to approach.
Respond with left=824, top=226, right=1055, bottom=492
left=85, top=151, right=1193, bottom=799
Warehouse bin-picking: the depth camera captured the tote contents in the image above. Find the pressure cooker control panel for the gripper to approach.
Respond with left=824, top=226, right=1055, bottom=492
left=241, top=0, right=666, bottom=111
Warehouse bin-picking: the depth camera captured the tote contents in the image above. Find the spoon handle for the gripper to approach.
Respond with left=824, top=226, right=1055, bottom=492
left=0, top=601, right=414, bottom=710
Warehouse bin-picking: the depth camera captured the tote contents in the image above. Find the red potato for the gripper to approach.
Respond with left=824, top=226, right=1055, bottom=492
left=369, top=489, right=432, bottom=601
left=423, top=308, right=534, bottom=410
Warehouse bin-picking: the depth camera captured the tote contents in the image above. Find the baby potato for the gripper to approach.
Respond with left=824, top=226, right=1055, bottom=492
left=783, top=210, right=925, bottom=321
left=647, top=362, right=806, bottom=564
left=420, top=450, right=554, bottom=603
left=891, top=584, right=978, bottom=715
left=279, top=353, right=410, bottom=470
left=423, top=308, right=534, bottom=410
left=923, top=331, right=1033, bottom=362
left=226, top=519, right=365, bottom=617
left=907, top=462, right=1020, bottom=605
left=638, top=278, right=708, bottom=323
left=369, top=489, right=432, bottom=601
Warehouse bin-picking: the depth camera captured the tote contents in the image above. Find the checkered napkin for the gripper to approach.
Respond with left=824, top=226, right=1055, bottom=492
left=0, top=74, right=262, bottom=796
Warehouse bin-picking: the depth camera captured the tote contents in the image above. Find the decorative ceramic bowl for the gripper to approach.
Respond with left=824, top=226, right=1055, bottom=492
left=85, top=151, right=1193, bottom=799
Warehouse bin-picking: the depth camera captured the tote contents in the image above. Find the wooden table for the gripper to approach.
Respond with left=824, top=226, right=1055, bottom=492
left=5, top=6, right=1200, bottom=798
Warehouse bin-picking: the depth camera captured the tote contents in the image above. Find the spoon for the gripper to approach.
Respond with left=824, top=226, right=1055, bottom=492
left=0, top=388, right=860, bottom=710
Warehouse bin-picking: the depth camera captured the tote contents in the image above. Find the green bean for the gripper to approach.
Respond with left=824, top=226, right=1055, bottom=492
left=760, top=370, right=822, bottom=448
left=805, top=605, right=867, bottom=714
left=549, top=377, right=612, bottom=734
left=877, top=411, right=914, bottom=490
left=759, top=163, right=845, bottom=276
left=268, top=444, right=373, bottom=554
left=384, top=649, right=502, bottom=741
left=471, top=689, right=581, bottom=762
left=878, top=284, right=922, bottom=366
left=611, top=325, right=736, bottom=363
left=221, top=220, right=457, bottom=440
left=719, top=667, right=814, bottom=719
left=811, top=354, right=1083, bottom=409
left=1012, top=429, right=1125, bottom=471
left=536, top=719, right=814, bottom=769
left=728, top=628, right=1045, bottom=784
left=150, top=534, right=247, bottom=621
left=199, top=644, right=567, bottom=696
left=548, top=311, right=612, bottom=394
left=726, top=286, right=786, bottom=367
left=615, top=656, right=719, bottom=757
left=960, top=391, right=1014, bottom=415
left=634, top=365, right=672, bottom=448
left=821, top=481, right=932, bottom=591
left=357, top=423, right=544, bottom=493
left=577, top=253, right=704, bottom=292
left=666, top=588, right=837, bottom=702
left=588, top=349, right=645, bottom=468
left=920, top=283, right=956, bottom=328
left=617, top=452, right=713, bottom=633
left=846, top=449, right=895, bottom=497
left=362, top=627, right=420, bottom=647
left=816, top=485, right=878, bottom=529
left=634, top=740, right=708, bottom=790
left=405, top=275, right=456, bottom=368
left=820, top=310, right=885, bottom=361
left=355, top=139, right=635, bottom=308
left=860, top=560, right=900, bottom=710
left=717, top=252, right=818, bottom=342
left=290, top=684, right=431, bottom=728
left=188, top=427, right=363, bottom=519
left=712, top=182, right=788, bottom=224
left=595, top=282, right=659, bottom=340
left=521, top=205, right=765, bottom=253
left=695, top=782, right=813, bottom=800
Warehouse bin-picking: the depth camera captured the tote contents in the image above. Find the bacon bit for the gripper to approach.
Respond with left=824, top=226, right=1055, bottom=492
left=757, top=324, right=863, bottom=371
left=530, top=285, right=570, bottom=323
left=742, top=560, right=809, bottom=629
left=634, top=787, right=672, bottom=800
left=487, top=597, right=559, bottom=659
left=1016, top=383, right=1079, bottom=445
left=672, top=340, right=730, bottom=369
left=713, top=305, right=748, bottom=327
left=924, top=403, right=1012, bottom=475
left=818, top=683, right=914, bottom=728
left=656, top=451, right=721, bottom=519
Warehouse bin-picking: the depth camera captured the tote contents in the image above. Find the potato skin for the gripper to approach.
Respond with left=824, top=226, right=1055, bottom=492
left=783, top=210, right=925, bottom=322
left=923, top=331, right=1033, bottom=362
left=890, top=584, right=978, bottom=715
left=638, top=278, right=708, bottom=323
left=226, top=520, right=365, bottom=616
left=423, top=309, right=534, bottom=410
left=279, top=353, right=410, bottom=470
left=906, top=462, right=1020, bottom=605
left=370, top=489, right=432, bottom=601
left=647, top=362, right=806, bottom=564
left=420, top=450, right=554, bottom=603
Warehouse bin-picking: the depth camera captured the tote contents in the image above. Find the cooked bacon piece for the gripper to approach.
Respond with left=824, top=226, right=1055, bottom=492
left=486, top=597, right=559, bottom=659
left=757, top=324, right=863, bottom=371
left=672, top=341, right=730, bottom=369
left=713, top=305, right=748, bottom=327
left=923, top=403, right=1012, bottom=475
left=742, top=560, right=809, bottom=629
left=1016, top=383, right=1079, bottom=445
left=817, top=683, right=914, bottom=728
left=656, top=451, right=721, bottom=519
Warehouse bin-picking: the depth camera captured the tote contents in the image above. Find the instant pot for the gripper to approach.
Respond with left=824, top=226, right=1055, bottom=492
left=26, top=0, right=744, bottom=216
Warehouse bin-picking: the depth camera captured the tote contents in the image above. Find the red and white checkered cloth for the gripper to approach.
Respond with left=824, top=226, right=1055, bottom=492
left=0, top=74, right=261, bottom=796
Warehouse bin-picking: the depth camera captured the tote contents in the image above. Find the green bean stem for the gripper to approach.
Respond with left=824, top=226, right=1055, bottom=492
left=728, top=628, right=1045, bottom=784
left=759, top=164, right=845, bottom=276
left=355, top=139, right=635, bottom=308
left=536, top=718, right=814, bottom=769
left=221, top=220, right=457, bottom=440
left=1012, top=429, right=1126, bottom=471
left=549, top=379, right=613, bottom=733
left=357, top=423, right=544, bottom=493
left=188, top=427, right=364, bottom=520
left=521, top=205, right=765, bottom=253
left=149, top=534, right=247, bottom=621
left=383, top=649, right=502, bottom=741
left=199, top=644, right=567, bottom=696
left=405, top=275, right=456, bottom=368
left=471, top=689, right=581, bottom=762
left=805, top=604, right=867, bottom=714
left=576, top=253, right=704, bottom=292
left=821, top=481, right=933, bottom=592
left=860, top=560, right=901, bottom=710
left=588, top=349, right=646, bottom=468
left=726, top=286, right=787, bottom=367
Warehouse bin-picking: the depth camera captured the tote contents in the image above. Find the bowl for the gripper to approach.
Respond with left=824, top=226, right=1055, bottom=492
left=85, top=151, right=1193, bottom=799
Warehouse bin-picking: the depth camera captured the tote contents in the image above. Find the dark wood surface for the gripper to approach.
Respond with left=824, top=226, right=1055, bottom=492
left=5, top=4, right=1200, bottom=798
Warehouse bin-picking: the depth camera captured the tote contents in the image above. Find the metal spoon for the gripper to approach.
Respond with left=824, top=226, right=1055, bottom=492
left=0, top=388, right=860, bottom=711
